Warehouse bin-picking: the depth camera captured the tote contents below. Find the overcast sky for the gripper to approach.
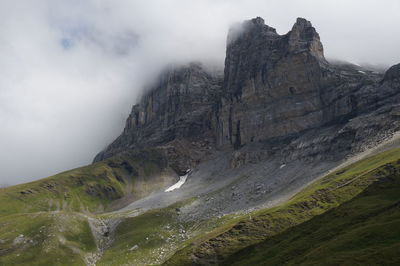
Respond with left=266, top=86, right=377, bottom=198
left=0, top=0, right=399, bottom=186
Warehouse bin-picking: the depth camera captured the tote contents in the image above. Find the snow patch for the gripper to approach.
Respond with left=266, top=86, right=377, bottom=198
left=280, top=164, right=286, bottom=169
left=165, top=170, right=190, bottom=192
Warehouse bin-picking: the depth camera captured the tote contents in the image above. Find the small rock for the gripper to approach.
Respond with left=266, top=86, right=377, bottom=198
left=129, top=245, right=139, bottom=251
left=13, top=235, right=24, bottom=245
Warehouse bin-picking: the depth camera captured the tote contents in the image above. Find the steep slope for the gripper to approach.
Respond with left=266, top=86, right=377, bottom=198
left=224, top=163, right=400, bottom=266
left=94, top=63, right=223, bottom=174
left=0, top=149, right=176, bottom=215
left=164, top=148, right=400, bottom=265
left=0, top=148, right=179, bottom=265
left=217, top=17, right=328, bottom=147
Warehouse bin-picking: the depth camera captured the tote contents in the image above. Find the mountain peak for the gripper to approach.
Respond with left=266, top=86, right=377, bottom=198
left=288, top=17, right=325, bottom=60
left=227, top=17, right=277, bottom=45
left=294, top=17, right=313, bottom=28
left=250, top=16, right=265, bottom=25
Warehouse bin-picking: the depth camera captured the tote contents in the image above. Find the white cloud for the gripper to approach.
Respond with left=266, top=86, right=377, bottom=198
left=0, top=0, right=399, bottom=185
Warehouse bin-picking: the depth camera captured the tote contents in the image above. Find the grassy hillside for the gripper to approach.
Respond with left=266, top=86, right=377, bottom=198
left=0, top=149, right=173, bottom=215
left=224, top=162, right=400, bottom=265
left=0, top=148, right=177, bottom=265
left=0, top=212, right=96, bottom=266
left=1, top=146, right=400, bottom=265
left=97, top=199, right=239, bottom=265
left=98, top=201, right=192, bottom=265
left=164, top=148, right=400, bottom=265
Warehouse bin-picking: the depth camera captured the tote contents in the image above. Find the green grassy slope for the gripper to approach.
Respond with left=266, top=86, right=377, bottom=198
left=97, top=199, right=239, bottom=265
left=0, top=149, right=171, bottom=215
left=164, top=148, right=400, bottom=265
left=2, top=146, right=400, bottom=265
left=0, top=212, right=96, bottom=266
left=98, top=201, right=192, bottom=265
left=225, top=162, right=400, bottom=266
left=0, top=148, right=176, bottom=265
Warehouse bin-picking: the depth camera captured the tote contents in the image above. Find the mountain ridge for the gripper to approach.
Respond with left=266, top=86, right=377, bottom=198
left=94, top=17, right=400, bottom=168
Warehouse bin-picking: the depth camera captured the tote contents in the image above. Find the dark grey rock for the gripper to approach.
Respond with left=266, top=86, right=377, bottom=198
left=384, top=63, right=400, bottom=81
left=94, top=63, right=222, bottom=164
left=94, top=17, right=400, bottom=181
left=215, top=17, right=398, bottom=149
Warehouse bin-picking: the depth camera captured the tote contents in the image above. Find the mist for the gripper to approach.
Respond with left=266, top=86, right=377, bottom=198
left=0, top=0, right=399, bottom=186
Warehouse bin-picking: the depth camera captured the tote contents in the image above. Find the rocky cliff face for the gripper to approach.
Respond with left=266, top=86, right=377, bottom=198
left=215, top=17, right=398, bottom=149
left=95, top=17, right=400, bottom=172
left=217, top=17, right=328, bottom=148
left=94, top=63, right=222, bottom=163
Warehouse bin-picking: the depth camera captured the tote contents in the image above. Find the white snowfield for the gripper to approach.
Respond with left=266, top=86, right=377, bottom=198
left=165, top=170, right=190, bottom=192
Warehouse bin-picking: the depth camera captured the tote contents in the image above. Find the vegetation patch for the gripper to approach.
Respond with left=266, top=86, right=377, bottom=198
left=0, top=148, right=170, bottom=215
left=0, top=148, right=175, bottom=265
left=224, top=162, right=400, bottom=265
left=164, top=148, right=400, bottom=265
left=0, top=212, right=96, bottom=266
left=98, top=202, right=192, bottom=265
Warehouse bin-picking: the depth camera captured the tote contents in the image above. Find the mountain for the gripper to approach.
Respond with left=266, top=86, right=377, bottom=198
left=96, top=17, right=400, bottom=165
left=93, top=63, right=223, bottom=175
left=1, top=17, right=400, bottom=265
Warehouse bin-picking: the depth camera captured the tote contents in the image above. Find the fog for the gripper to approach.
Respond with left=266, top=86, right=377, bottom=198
left=0, top=0, right=399, bottom=186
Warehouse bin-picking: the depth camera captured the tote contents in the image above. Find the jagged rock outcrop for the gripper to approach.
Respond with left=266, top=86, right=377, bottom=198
left=94, top=63, right=222, bottom=164
left=216, top=17, right=328, bottom=148
left=215, top=17, right=399, bottom=149
left=95, top=17, right=400, bottom=172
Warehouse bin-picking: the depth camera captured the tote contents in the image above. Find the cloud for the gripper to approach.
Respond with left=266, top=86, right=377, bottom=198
left=0, top=0, right=399, bottom=186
